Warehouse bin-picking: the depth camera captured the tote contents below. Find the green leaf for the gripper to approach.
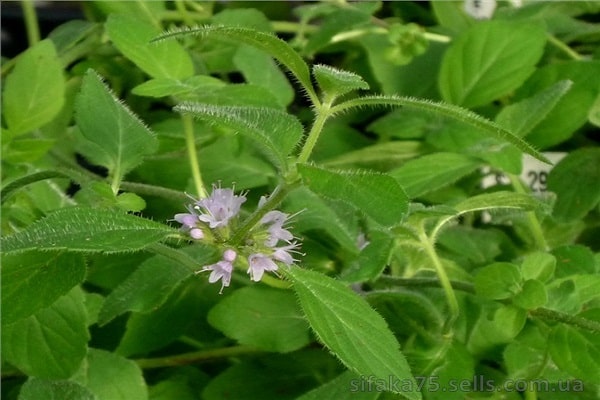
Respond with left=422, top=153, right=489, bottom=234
left=234, top=45, right=295, bottom=107
left=1, top=251, right=86, bottom=325
left=74, top=349, right=148, bottom=400
left=439, top=21, right=546, bottom=108
left=106, top=14, right=193, bottom=79
left=199, top=136, right=275, bottom=190
left=99, top=245, right=216, bottom=325
left=284, top=187, right=358, bottom=254
left=116, top=192, right=146, bottom=212
left=389, top=152, right=480, bottom=198
left=2, top=39, right=65, bottom=136
left=548, top=148, right=600, bottom=222
left=474, top=262, right=522, bottom=300
left=467, top=305, right=527, bottom=356
left=495, top=80, right=573, bottom=137
left=521, top=252, right=556, bottom=282
left=175, top=104, right=303, bottom=171
left=117, top=279, right=206, bottom=357
left=517, top=61, right=600, bottom=149
left=75, top=69, right=158, bottom=186
left=192, top=84, right=284, bottom=109
left=333, top=95, right=549, bottom=164
left=208, top=286, right=311, bottom=353
left=366, top=290, right=444, bottom=338
left=1, top=207, right=177, bottom=254
left=589, top=92, right=600, bottom=127
left=18, top=378, right=95, bottom=400
left=323, top=141, right=422, bottom=170
left=154, top=25, right=318, bottom=104
left=340, top=230, right=394, bottom=283
left=2, top=288, right=89, bottom=379
left=552, top=245, right=597, bottom=278
left=2, top=138, right=56, bottom=164
left=297, top=370, right=378, bottom=400
left=132, top=76, right=225, bottom=98
left=202, top=356, right=319, bottom=400
left=432, top=191, right=542, bottom=239
left=313, top=64, right=369, bottom=99
left=453, top=191, right=541, bottom=215
left=298, top=164, right=408, bottom=227
left=549, top=323, right=600, bottom=383
left=513, top=279, right=547, bottom=310
left=425, top=342, right=475, bottom=400
left=283, top=267, right=420, bottom=400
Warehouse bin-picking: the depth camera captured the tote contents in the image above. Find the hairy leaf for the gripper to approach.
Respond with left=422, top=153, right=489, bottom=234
left=18, top=378, right=95, bottom=400
left=1, top=207, right=177, bottom=254
left=313, top=64, right=369, bottom=98
left=390, top=152, right=480, bottom=198
left=333, top=95, right=549, bottom=164
left=175, top=103, right=303, bottom=171
left=153, top=25, right=318, bottom=104
left=283, top=267, right=420, bottom=400
left=298, top=164, right=408, bottom=227
left=75, top=70, right=158, bottom=186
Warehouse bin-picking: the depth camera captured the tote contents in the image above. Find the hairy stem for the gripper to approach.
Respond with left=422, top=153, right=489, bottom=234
left=135, top=345, right=261, bottom=369
left=147, top=243, right=201, bottom=271
left=530, top=308, right=600, bottom=334
left=297, top=101, right=333, bottom=164
left=377, top=276, right=476, bottom=294
left=120, top=181, right=190, bottom=202
left=229, top=182, right=297, bottom=246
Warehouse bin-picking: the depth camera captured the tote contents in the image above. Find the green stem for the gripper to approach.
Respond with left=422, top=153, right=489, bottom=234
left=524, top=384, right=538, bottom=400
left=1, top=170, right=70, bottom=203
left=377, top=276, right=476, bottom=294
left=530, top=308, right=600, bottom=334
left=261, top=273, right=292, bottom=289
left=147, top=243, right=200, bottom=271
left=182, top=114, right=207, bottom=198
left=229, top=182, right=296, bottom=246
left=21, top=0, right=40, bottom=46
left=271, top=21, right=318, bottom=34
left=120, top=181, right=190, bottom=203
left=509, top=174, right=548, bottom=251
left=135, top=345, right=261, bottom=369
left=297, top=102, right=333, bottom=164
left=418, top=227, right=459, bottom=335
left=547, top=34, right=584, bottom=61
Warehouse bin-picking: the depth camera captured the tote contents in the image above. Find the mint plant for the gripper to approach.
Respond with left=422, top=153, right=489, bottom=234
left=2, top=1, right=600, bottom=399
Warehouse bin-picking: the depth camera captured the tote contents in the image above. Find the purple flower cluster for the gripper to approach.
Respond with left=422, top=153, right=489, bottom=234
left=174, top=187, right=300, bottom=292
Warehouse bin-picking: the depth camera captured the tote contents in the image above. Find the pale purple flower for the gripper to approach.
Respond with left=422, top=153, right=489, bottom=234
left=260, top=205, right=294, bottom=246
left=174, top=212, right=204, bottom=239
left=199, top=249, right=237, bottom=293
left=272, top=242, right=301, bottom=265
left=196, top=187, right=246, bottom=228
left=247, top=253, right=278, bottom=282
